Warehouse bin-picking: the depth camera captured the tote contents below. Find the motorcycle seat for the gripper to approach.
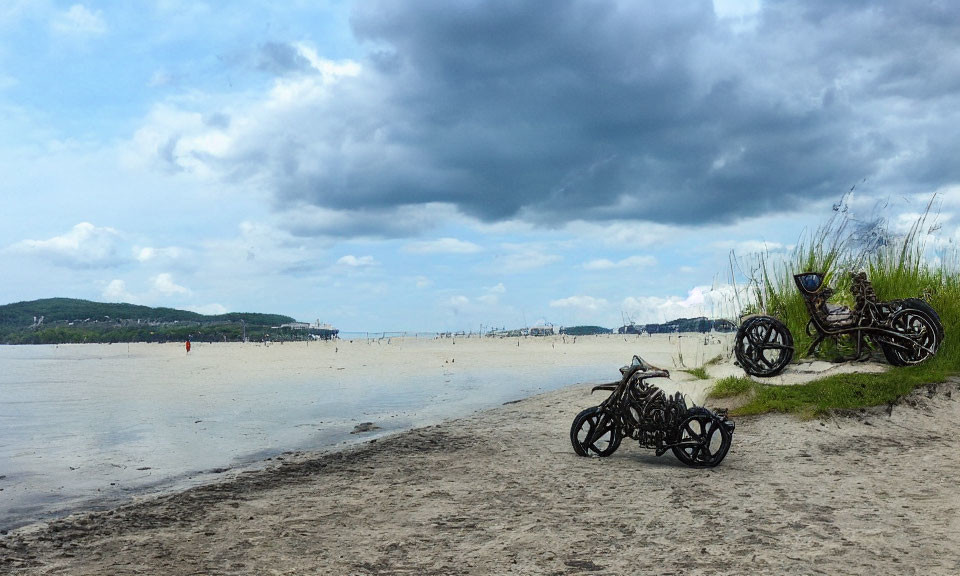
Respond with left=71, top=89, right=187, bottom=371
left=824, top=303, right=856, bottom=327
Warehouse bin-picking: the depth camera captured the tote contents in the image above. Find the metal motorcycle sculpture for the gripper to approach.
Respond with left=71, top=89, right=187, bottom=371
left=735, top=271, right=944, bottom=377
left=570, top=354, right=735, bottom=467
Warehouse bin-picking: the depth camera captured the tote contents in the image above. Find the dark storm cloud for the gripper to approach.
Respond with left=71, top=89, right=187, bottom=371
left=201, top=1, right=960, bottom=235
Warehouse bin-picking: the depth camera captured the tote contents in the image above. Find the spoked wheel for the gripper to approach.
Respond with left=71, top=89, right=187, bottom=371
left=570, top=406, right=622, bottom=457
left=881, top=308, right=941, bottom=366
left=672, top=409, right=732, bottom=467
left=902, top=298, right=945, bottom=343
left=735, top=315, right=795, bottom=377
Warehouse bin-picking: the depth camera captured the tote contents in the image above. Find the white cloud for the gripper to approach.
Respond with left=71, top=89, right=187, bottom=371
left=712, top=239, right=786, bottom=256
left=294, top=42, right=362, bottom=79
left=565, top=220, right=678, bottom=248
left=621, top=284, right=742, bottom=324
left=10, top=222, right=125, bottom=268
left=445, top=295, right=470, bottom=308
left=102, top=279, right=136, bottom=303
left=126, top=104, right=226, bottom=179
left=550, top=295, right=608, bottom=311
left=404, top=237, right=482, bottom=254
left=128, top=51, right=362, bottom=184
left=136, top=246, right=186, bottom=263
left=186, top=303, right=228, bottom=315
left=494, top=244, right=561, bottom=273
left=583, top=255, right=657, bottom=270
left=152, top=273, right=190, bottom=295
left=891, top=212, right=930, bottom=235
left=337, top=255, right=377, bottom=267
left=51, top=4, right=106, bottom=36
left=477, top=283, right=507, bottom=305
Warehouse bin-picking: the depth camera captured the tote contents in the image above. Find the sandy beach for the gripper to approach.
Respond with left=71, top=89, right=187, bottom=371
left=2, top=336, right=960, bottom=574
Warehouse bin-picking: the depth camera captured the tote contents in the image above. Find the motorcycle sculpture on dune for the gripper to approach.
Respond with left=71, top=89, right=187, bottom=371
left=735, top=271, right=944, bottom=377
left=570, top=354, right=735, bottom=467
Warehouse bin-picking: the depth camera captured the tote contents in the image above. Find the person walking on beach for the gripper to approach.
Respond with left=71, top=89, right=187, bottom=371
left=185, top=339, right=191, bottom=354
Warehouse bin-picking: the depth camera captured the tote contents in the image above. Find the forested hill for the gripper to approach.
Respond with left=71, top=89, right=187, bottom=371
left=0, top=298, right=294, bottom=328
left=0, top=298, right=297, bottom=344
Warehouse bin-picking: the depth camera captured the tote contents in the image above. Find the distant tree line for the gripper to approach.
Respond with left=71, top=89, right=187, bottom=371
left=559, top=326, right=613, bottom=336
left=618, top=317, right=736, bottom=334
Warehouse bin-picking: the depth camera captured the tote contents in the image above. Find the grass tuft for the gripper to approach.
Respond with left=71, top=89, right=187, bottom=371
left=704, top=354, right=724, bottom=366
left=682, top=367, right=710, bottom=380
left=709, top=376, right=755, bottom=398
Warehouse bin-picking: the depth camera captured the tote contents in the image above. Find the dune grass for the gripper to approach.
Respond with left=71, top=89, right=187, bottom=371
left=709, top=376, right=754, bottom=398
left=710, top=364, right=949, bottom=417
left=680, top=355, right=725, bottom=380
left=681, top=367, right=710, bottom=380
left=713, top=194, right=959, bottom=416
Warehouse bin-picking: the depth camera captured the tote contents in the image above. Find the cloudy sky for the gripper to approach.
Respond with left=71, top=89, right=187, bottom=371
left=2, top=0, right=958, bottom=332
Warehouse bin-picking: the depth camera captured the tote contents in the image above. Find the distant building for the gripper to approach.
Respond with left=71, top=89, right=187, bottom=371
left=618, top=322, right=644, bottom=335
left=280, top=321, right=339, bottom=340
left=529, top=323, right=555, bottom=336
left=313, top=322, right=339, bottom=341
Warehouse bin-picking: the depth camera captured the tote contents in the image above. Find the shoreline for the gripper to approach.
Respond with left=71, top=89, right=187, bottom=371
left=0, top=334, right=732, bottom=531
left=3, top=376, right=960, bottom=574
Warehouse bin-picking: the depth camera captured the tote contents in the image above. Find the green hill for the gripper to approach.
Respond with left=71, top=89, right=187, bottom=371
left=0, top=298, right=300, bottom=344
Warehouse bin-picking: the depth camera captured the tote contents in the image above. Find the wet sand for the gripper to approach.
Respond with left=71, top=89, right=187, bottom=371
left=2, top=365, right=959, bottom=574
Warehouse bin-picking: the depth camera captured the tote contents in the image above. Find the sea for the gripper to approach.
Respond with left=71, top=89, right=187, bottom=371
left=0, top=341, right=614, bottom=531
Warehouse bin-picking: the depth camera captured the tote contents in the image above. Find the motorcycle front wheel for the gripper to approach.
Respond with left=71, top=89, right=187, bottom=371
left=570, top=406, right=622, bottom=457
left=734, top=315, right=794, bottom=377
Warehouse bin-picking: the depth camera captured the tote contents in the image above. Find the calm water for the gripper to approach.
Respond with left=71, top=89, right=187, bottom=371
left=0, top=343, right=611, bottom=530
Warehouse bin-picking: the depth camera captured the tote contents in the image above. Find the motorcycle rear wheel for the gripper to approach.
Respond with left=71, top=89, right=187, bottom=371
left=902, top=298, right=945, bottom=343
left=880, top=308, right=941, bottom=366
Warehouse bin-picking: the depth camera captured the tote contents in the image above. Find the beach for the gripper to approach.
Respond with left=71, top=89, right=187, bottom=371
left=0, top=334, right=728, bottom=531
left=2, top=336, right=960, bottom=574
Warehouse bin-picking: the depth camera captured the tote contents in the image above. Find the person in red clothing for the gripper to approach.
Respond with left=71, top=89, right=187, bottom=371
left=185, top=339, right=191, bottom=353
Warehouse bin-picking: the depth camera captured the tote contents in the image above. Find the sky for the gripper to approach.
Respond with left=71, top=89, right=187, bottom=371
left=1, top=0, right=959, bottom=332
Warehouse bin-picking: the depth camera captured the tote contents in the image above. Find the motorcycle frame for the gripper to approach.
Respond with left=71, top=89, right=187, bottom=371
left=585, top=363, right=699, bottom=456
left=796, top=273, right=936, bottom=360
